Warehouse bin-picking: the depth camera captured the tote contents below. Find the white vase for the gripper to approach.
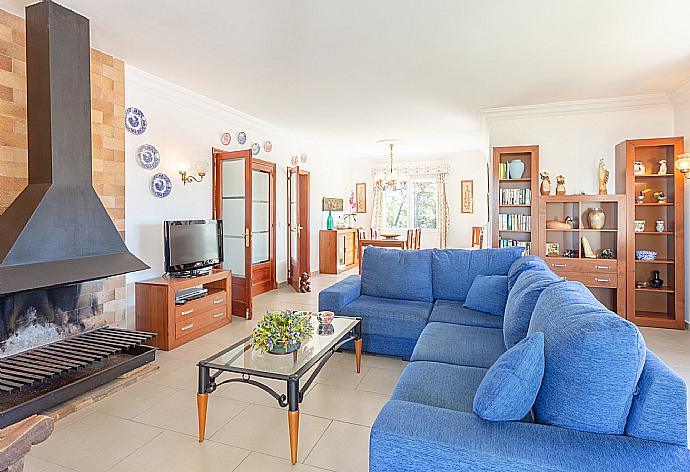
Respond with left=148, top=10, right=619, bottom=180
left=508, top=159, right=525, bottom=179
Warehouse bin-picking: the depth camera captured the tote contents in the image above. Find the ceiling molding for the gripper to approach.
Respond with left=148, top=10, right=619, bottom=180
left=481, top=94, right=671, bottom=121
left=125, top=65, right=300, bottom=140
left=668, top=77, right=690, bottom=104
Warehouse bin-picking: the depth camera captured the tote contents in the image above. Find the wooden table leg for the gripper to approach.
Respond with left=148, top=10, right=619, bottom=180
left=287, top=378, right=300, bottom=464
left=197, top=393, right=208, bottom=442
left=355, top=339, right=362, bottom=373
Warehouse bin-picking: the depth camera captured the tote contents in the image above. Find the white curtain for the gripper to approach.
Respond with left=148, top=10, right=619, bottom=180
left=436, top=172, right=449, bottom=248
left=371, top=183, right=385, bottom=233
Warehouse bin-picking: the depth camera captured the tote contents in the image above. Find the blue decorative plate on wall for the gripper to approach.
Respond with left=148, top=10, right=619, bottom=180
left=252, top=142, right=260, bottom=155
left=136, top=144, right=160, bottom=170
left=125, top=107, right=147, bottom=135
left=237, top=131, right=246, bottom=145
left=150, top=173, right=172, bottom=198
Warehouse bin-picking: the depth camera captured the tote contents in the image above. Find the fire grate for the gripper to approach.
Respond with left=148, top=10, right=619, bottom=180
left=0, top=327, right=156, bottom=427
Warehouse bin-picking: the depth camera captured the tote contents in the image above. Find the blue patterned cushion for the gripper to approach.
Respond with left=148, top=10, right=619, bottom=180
left=361, top=247, right=433, bottom=302
left=462, top=275, right=509, bottom=316
left=431, top=247, right=523, bottom=301
left=625, top=350, right=688, bottom=446
left=504, top=270, right=563, bottom=348
left=528, top=282, right=646, bottom=435
left=507, top=255, right=549, bottom=290
left=473, top=332, right=545, bottom=421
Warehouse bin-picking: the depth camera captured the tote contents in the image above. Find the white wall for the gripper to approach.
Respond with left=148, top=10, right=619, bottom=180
left=124, top=66, right=348, bottom=318
left=345, top=151, right=489, bottom=249
left=672, top=90, right=690, bottom=324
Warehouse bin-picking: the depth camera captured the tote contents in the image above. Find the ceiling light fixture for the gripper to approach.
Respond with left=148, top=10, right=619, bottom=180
left=374, top=140, right=409, bottom=191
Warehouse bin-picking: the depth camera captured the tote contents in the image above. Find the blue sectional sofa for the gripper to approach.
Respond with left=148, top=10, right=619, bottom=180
left=318, top=247, right=690, bottom=471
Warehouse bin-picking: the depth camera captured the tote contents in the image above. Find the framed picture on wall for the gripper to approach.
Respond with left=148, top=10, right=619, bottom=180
left=356, top=182, right=367, bottom=213
left=461, top=180, right=474, bottom=213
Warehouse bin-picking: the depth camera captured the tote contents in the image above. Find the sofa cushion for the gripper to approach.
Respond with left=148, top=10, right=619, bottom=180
left=473, top=332, right=545, bottom=421
left=393, top=361, right=487, bottom=413
left=508, top=255, right=548, bottom=290
left=339, top=295, right=432, bottom=340
left=411, top=322, right=506, bottom=368
left=625, top=350, right=688, bottom=446
left=528, top=282, right=646, bottom=435
left=504, top=269, right=563, bottom=348
left=463, top=275, right=508, bottom=317
left=431, top=247, right=524, bottom=302
left=429, top=300, right=503, bottom=329
left=361, top=247, right=433, bottom=302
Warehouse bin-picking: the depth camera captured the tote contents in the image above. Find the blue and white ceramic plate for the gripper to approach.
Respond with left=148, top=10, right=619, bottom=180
left=136, top=144, right=160, bottom=170
left=220, top=132, right=231, bottom=146
left=252, top=142, right=260, bottom=155
left=125, top=107, right=147, bottom=135
left=237, top=131, right=247, bottom=145
left=150, top=173, right=172, bottom=198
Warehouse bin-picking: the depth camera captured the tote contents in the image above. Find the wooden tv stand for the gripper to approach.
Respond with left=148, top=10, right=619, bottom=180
left=135, top=270, right=232, bottom=350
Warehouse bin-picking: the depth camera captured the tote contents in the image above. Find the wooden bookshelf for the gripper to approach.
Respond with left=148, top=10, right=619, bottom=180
left=537, top=195, right=626, bottom=317
left=491, top=146, right=539, bottom=255
left=615, top=137, right=685, bottom=329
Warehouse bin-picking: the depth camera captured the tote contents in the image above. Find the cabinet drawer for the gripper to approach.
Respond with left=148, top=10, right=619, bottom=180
left=175, top=308, right=228, bottom=340
left=545, top=258, right=617, bottom=274
left=557, top=271, right=617, bottom=288
left=175, top=291, right=227, bottom=321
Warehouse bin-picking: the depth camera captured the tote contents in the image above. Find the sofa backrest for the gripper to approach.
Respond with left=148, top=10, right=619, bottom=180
left=361, top=246, right=434, bottom=302
left=528, top=281, right=646, bottom=435
left=431, top=247, right=524, bottom=301
left=625, top=350, right=688, bottom=446
left=507, top=255, right=548, bottom=290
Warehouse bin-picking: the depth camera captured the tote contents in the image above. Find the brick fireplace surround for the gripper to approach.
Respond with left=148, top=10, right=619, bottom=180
left=0, top=8, right=127, bottom=351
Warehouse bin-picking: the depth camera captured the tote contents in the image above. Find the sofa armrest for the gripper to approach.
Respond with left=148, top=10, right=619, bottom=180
left=370, top=400, right=690, bottom=472
left=318, top=275, right=361, bottom=313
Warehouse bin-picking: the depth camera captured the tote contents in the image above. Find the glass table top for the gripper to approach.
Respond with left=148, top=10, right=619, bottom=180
left=201, top=316, right=360, bottom=379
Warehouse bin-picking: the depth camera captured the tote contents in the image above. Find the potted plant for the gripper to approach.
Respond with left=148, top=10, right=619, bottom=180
left=251, top=310, right=314, bottom=355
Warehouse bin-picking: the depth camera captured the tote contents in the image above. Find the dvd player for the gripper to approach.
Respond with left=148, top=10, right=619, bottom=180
left=175, top=287, right=208, bottom=305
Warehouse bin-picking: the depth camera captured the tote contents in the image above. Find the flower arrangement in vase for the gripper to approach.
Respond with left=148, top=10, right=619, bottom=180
left=343, top=190, right=358, bottom=228
left=251, top=310, right=314, bottom=355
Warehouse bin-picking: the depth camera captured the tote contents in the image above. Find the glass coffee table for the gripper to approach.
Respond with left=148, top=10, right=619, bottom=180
left=196, top=315, right=362, bottom=464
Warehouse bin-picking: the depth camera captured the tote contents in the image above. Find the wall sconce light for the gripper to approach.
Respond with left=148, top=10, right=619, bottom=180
left=675, top=153, right=690, bottom=179
left=179, top=160, right=209, bottom=185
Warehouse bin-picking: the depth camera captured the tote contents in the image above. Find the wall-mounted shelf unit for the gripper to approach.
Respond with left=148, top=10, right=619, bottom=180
left=491, top=146, right=539, bottom=255
left=537, top=195, right=626, bottom=317
left=615, top=137, right=685, bottom=329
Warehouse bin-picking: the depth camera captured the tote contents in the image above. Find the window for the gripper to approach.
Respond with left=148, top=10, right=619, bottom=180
left=384, top=178, right=438, bottom=230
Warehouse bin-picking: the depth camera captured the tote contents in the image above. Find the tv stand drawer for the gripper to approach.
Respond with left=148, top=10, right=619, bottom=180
left=175, top=307, right=228, bottom=340
left=175, top=291, right=227, bottom=321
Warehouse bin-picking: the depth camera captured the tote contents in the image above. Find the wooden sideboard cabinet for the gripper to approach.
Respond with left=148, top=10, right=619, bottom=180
left=135, top=270, right=232, bottom=350
left=319, top=229, right=358, bottom=274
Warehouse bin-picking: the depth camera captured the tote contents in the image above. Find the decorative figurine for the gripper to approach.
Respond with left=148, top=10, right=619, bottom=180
left=656, top=220, right=665, bottom=232
left=539, top=172, right=551, bottom=196
left=563, top=249, right=578, bottom=258
left=635, top=281, right=648, bottom=289
left=658, top=159, right=668, bottom=175
left=600, top=248, right=614, bottom=259
left=598, top=158, right=609, bottom=195
left=545, top=242, right=560, bottom=257
left=588, top=208, right=606, bottom=230
left=299, top=272, right=311, bottom=293
left=634, top=220, right=646, bottom=232
left=546, top=216, right=573, bottom=230
left=634, top=161, right=646, bottom=175
left=555, top=175, right=566, bottom=195
left=581, top=236, right=596, bottom=259
left=649, top=270, right=664, bottom=289
left=635, top=188, right=651, bottom=204
left=654, top=191, right=667, bottom=204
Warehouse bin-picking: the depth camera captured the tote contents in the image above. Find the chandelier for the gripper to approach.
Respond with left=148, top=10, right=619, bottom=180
left=374, top=141, right=409, bottom=191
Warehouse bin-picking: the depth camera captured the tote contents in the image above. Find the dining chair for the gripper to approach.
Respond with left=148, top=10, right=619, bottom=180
left=414, top=228, right=421, bottom=249
left=370, top=228, right=378, bottom=239
left=357, top=228, right=366, bottom=241
left=406, top=229, right=415, bottom=249
left=471, top=226, right=484, bottom=249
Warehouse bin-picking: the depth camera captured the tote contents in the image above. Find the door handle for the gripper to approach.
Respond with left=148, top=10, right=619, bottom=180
left=594, top=265, right=611, bottom=270
left=298, top=225, right=303, bottom=238
left=245, top=228, right=250, bottom=247
left=552, top=263, right=566, bottom=268
left=594, top=278, right=611, bottom=283
left=181, top=309, right=193, bottom=316
left=213, top=299, right=223, bottom=304
left=180, top=323, right=194, bottom=332
left=213, top=312, right=224, bottom=319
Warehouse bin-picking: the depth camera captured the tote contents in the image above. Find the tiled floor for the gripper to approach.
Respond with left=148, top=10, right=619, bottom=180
left=25, top=270, right=690, bottom=472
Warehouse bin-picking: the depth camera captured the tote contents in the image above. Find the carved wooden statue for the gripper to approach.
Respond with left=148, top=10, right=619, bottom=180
left=299, top=272, right=311, bottom=293
left=598, top=158, right=609, bottom=195
left=539, top=172, right=551, bottom=196
left=556, top=175, right=566, bottom=195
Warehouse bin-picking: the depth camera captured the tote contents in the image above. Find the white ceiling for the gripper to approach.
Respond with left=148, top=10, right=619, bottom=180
left=3, top=0, right=690, bottom=157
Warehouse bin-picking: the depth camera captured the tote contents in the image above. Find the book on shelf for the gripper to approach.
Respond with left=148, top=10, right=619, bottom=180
left=499, top=188, right=531, bottom=205
left=498, top=214, right=531, bottom=231
left=498, top=162, right=509, bottom=179
left=499, top=239, right=531, bottom=255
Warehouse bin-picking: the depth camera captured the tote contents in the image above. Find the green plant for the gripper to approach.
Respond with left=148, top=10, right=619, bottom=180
left=251, top=310, right=314, bottom=353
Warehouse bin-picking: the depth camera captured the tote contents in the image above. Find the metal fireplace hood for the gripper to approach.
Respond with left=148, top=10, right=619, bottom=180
left=0, top=0, right=148, bottom=295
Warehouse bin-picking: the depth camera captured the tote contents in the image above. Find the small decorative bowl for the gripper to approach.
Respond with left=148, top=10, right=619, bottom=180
left=317, top=311, right=335, bottom=325
left=635, top=281, right=648, bottom=289
left=635, top=250, right=657, bottom=261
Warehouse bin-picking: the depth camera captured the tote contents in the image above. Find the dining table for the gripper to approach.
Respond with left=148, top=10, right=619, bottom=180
left=357, top=237, right=407, bottom=273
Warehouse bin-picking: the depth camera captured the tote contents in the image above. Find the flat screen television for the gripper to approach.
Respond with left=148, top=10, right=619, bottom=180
left=164, top=220, right=223, bottom=276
